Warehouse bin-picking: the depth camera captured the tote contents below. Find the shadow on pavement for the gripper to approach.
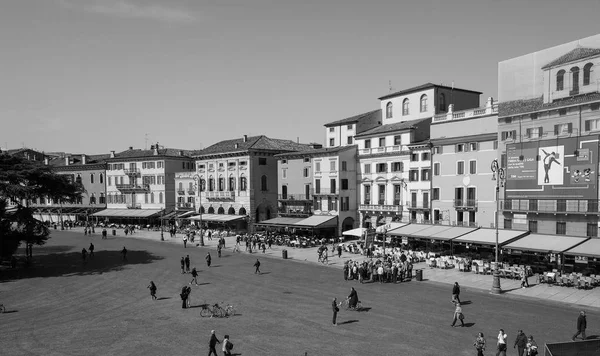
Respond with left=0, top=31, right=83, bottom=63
left=461, top=301, right=473, bottom=305
left=0, top=250, right=163, bottom=282
left=357, top=307, right=372, bottom=312
left=463, top=322, right=475, bottom=327
left=2, top=310, right=18, bottom=314
left=338, top=320, right=359, bottom=325
left=157, top=297, right=172, bottom=300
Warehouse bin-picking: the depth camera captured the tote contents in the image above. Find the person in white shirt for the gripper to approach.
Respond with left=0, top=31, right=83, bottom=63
left=377, top=265, right=384, bottom=284
left=497, top=329, right=508, bottom=356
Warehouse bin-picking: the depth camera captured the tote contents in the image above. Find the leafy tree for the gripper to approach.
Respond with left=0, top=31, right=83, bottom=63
left=0, top=153, right=84, bottom=259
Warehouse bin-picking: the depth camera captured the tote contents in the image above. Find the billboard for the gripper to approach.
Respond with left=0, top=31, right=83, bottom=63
left=505, top=136, right=599, bottom=199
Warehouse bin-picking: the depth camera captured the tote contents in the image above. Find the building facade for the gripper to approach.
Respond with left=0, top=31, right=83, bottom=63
left=430, top=98, right=499, bottom=228
left=324, top=110, right=381, bottom=148
left=174, top=172, right=197, bottom=213
left=406, top=140, right=432, bottom=223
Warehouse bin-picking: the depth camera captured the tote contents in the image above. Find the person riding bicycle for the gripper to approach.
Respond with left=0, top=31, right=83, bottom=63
left=347, top=287, right=358, bottom=309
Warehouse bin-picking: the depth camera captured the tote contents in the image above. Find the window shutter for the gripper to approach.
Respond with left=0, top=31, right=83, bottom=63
left=501, top=132, right=507, bottom=140
left=568, top=123, right=573, bottom=133
left=512, top=130, right=517, bottom=139
left=585, top=120, right=591, bottom=131
left=554, top=125, right=559, bottom=135
left=400, top=162, right=404, bottom=172
left=538, top=127, right=543, bottom=137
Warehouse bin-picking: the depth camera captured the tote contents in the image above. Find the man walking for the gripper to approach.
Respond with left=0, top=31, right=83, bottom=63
left=81, top=248, right=88, bottom=264
left=496, top=329, right=508, bottom=356
left=514, top=330, right=527, bottom=356
left=185, top=255, right=191, bottom=273
left=572, top=311, right=587, bottom=341
left=208, top=330, right=220, bottom=356
left=452, top=282, right=461, bottom=304
left=88, top=243, right=94, bottom=259
left=332, top=297, right=339, bottom=326
left=183, top=234, right=188, bottom=248
left=222, top=334, right=234, bottom=356
left=206, top=252, right=212, bottom=267
left=102, top=228, right=107, bottom=239
left=180, top=257, right=185, bottom=274
left=189, top=267, right=199, bottom=286
left=121, top=246, right=128, bottom=262
left=254, top=259, right=261, bottom=274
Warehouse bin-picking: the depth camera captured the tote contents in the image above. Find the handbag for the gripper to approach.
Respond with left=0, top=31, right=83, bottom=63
left=459, top=313, right=464, bottom=320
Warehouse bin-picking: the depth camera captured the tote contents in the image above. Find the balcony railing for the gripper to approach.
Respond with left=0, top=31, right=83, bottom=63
left=127, top=203, right=141, bottom=209
left=177, top=189, right=186, bottom=195
left=359, top=145, right=408, bottom=156
left=501, top=199, right=600, bottom=214
left=313, top=188, right=337, bottom=195
left=453, top=199, right=478, bottom=209
left=278, top=193, right=313, bottom=201
left=123, top=168, right=140, bottom=177
left=116, top=184, right=149, bottom=192
left=359, top=204, right=403, bottom=212
left=407, top=202, right=430, bottom=209
left=177, top=202, right=195, bottom=209
left=204, top=191, right=235, bottom=200
left=278, top=207, right=312, bottom=217
left=188, top=189, right=196, bottom=195
left=432, top=102, right=498, bottom=123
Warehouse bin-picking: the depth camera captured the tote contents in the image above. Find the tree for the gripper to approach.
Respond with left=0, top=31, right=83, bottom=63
left=0, top=153, right=84, bottom=260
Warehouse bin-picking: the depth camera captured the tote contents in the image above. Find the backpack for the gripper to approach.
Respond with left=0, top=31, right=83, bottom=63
left=226, top=340, right=234, bottom=351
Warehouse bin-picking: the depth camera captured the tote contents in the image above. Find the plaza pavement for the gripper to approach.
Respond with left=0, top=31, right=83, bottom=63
left=86, top=227, right=600, bottom=310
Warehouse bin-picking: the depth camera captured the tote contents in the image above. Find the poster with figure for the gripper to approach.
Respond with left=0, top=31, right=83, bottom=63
left=538, top=146, right=563, bottom=185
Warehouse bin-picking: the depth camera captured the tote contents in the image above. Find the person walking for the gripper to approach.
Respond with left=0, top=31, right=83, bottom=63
left=473, top=332, right=486, bottom=356
left=81, top=248, right=88, bottom=264
left=254, top=259, right=261, bottom=274
left=514, top=330, right=527, bottom=356
left=208, top=330, right=220, bottom=356
left=206, top=252, right=212, bottom=268
left=526, top=336, right=538, bottom=356
left=347, top=287, right=358, bottom=309
left=88, top=243, right=94, bottom=259
left=521, top=270, right=529, bottom=288
left=337, top=244, right=342, bottom=258
left=121, top=246, right=128, bottom=262
left=190, top=267, right=199, bottom=286
left=102, top=228, right=107, bottom=239
left=147, top=281, right=157, bottom=300
left=180, top=286, right=191, bottom=308
left=452, top=282, right=461, bottom=304
left=222, top=334, right=234, bottom=356
left=185, top=255, right=191, bottom=273
left=572, top=310, right=587, bottom=341
left=183, top=234, right=188, bottom=248
left=180, top=257, right=185, bottom=274
left=496, top=329, right=508, bottom=356
left=217, top=244, right=222, bottom=258
left=332, top=297, right=340, bottom=326
left=450, top=301, right=465, bottom=327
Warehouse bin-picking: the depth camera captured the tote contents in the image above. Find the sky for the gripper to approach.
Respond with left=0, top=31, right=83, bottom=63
left=2, top=0, right=600, bottom=154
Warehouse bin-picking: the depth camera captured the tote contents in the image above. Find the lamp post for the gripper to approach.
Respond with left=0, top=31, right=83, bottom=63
left=160, top=209, right=164, bottom=241
left=490, top=159, right=506, bottom=294
left=193, top=174, right=205, bottom=246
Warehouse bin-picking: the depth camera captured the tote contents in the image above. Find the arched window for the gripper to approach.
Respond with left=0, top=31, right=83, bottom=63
left=556, top=69, right=566, bottom=91
left=159, top=192, right=163, bottom=204
left=76, top=174, right=82, bottom=184
left=178, top=182, right=183, bottom=191
left=571, top=66, right=580, bottom=94
left=240, top=175, right=247, bottom=191
left=402, top=99, right=409, bottom=115
left=99, top=174, right=103, bottom=184
left=217, top=207, right=225, bottom=214
left=90, top=173, right=94, bottom=184
left=239, top=207, right=247, bottom=215
left=208, top=177, right=215, bottom=191
left=200, top=206, right=205, bottom=214
left=151, top=192, right=155, bottom=204
left=90, top=193, right=96, bottom=205
left=420, top=94, right=428, bottom=112
left=228, top=175, right=235, bottom=191
left=188, top=182, right=193, bottom=191
left=228, top=207, right=236, bottom=215
left=386, top=102, right=393, bottom=118
left=261, top=175, right=268, bottom=191
left=439, top=93, right=446, bottom=112
left=584, top=63, right=593, bottom=86
left=200, top=178, right=206, bottom=191
left=99, top=193, right=105, bottom=204
left=208, top=206, right=215, bottom=214
left=218, top=176, right=225, bottom=191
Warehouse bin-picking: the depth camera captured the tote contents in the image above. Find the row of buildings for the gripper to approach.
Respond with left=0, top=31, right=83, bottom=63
left=5, top=35, right=600, bottom=239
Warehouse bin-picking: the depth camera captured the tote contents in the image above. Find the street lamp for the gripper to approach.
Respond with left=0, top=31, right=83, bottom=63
left=160, top=210, right=164, bottom=241
left=490, top=159, right=506, bottom=294
left=193, top=174, right=205, bottom=246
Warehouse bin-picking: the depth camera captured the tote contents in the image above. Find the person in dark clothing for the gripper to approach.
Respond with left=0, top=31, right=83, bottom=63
left=572, top=311, right=587, bottom=341
left=217, top=244, right=222, bottom=258
left=121, top=246, right=127, bottom=262
left=514, top=330, right=527, bottom=356
left=180, top=257, right=185, bottom=274
left=81, top=248, right=88, bottom=264
left=206, top=253, right=212, bottom=267
left=332, top=298, right=339, bottom=326
left=254, top=259, right=261, bottom=274
left=208, top=330, right=220, bottom=356
left=337, top=245, right=342, bottom=258
left=88, top=243, right=94, bottom=259
left=147, top=281, right=157, bottom=300
left=452, top=282, right=461, bottom=304
left=190, top=268, right=199, bottom=286
left=343, top=264, right=349, bottom=281
left=185, top=255, right=191, bottom=273
left=180, top=286, right=191, bottom=308
left=102, top=228, right=107, bottom=239
left=347, top=287, right=358, bottom=309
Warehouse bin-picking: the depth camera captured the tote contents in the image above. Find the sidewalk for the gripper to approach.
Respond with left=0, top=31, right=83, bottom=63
left=72, top=227, right=600, bottom=309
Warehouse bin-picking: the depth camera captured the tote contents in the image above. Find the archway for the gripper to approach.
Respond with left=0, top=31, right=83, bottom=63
left=199, top=206, right=205, bottom=214
left=238, top=207, right=247, bottom=216
left=228, top=207, right=235, bottom=215
left=254, top=203, right=272, bottom=223
left=341, top=217, right=355, bottom=232
left=217, top=207, right=225, bottom=214
left=207, top=206, right=215, bottom=214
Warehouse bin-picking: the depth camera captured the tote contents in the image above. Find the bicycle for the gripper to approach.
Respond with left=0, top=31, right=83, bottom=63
left=200, top=302, right=226, bottom=318
left=341, top=299, right=362, bottom=311
left=224, top=303, right=236, bottom=317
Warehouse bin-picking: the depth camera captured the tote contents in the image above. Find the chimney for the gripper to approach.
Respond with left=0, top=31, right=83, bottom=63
left=81, top=154, right=86, bottom=165
left=234, top=143, right=239, bottom=149
left=179, top=150, right=184, bottom=156
left=110, top=150, right=115, bottom=158
left=153, top=142, right=159, bottom=156
left=129, top=146, right=133, bottom=150
left=65, top=155, right=71, bottom=166
left=243, top=135, right=248, bottom=142
left=44, top=157, right=49, bottom=165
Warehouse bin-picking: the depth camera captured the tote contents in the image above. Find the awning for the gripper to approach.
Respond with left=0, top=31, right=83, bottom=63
left=177, top=211, right=197, bottom=219
left=412, top=225, right=478, bottom=241
left=92, top=209, right=162, bottom=218
left=160, top=211, right=178, bottom=220
left=293, top=215, right=338, bottom=228
left=453, top=228, right=529, bottom=246
left=188, top=214, right=245, bottom=223
left=564, top=239, right=600, bottom=257
left=387, top=224, right=434, bottom=237
left=376, top=222, right=408, bottom=233
left=342, top=227, right=367, bottom=237
left=254, top=217, right=305, bottom=226
left=505, top=234, right=589, bottom=254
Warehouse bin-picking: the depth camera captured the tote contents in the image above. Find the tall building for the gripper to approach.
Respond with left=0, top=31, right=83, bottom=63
left=191, top=135, right=316, bottom=232
left=498, top=35, right=600, bottom=237
left=430, top=98, right=499, bottom=228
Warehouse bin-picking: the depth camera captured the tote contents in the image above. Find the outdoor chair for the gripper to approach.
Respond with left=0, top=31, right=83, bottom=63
left=577, top=279, right=587, bottom=290
left=540, top=272, right=548, bottom=283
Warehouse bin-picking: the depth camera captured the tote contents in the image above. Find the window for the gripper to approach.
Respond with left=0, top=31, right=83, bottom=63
left=456, top=144, right=465, bottom=152
left=260, top=175, right=268, bottom=191
left=391, top=162, right=403, bottom=172
left=585, top=118, right=600, bottom=131
left=504, top=219, right=512, bottom=230
left=157, top=161, right=163, bottom=168
left=420, top=94, right=428, bottom=112
left=99, top=193, right=105, bottom=204
left=393, top=135, right=401, bottom=146
left=330, top=179, right=336, bottom=194
left=347, top=124, right=353, bottom=130
left=151, top=192, right=155, bottom=204
left=159, top=192, right=163, bottom=204
left=158, top=175, right=164, bottom=184
left=571, top=66, right=580, bottom=94
left=108, top=177, right=112, bottom=186
left=584, top=63, right=593, bottom=86
left=421, top=169, right=430, bottom=181
left=228, top=176, right=235, bottom=191
left=559, top=108, right=567, bottom=116
left=329, top=138, right=335, bottom=146
left=466, top=160, right=476, bottom=174
left=433, top=146, right=442, bottom=154
left=556, top=221, right=566, bottom=235
left=439, top=93, right=446, bottom=112
left=76, top=174, right=82, bottom=184
left=99, top=174, right=103, bottom=184
left=240, top=176, right=247, bottom=191
left=554, top=123, right=572, bottom=135
left=208, top=177, right=215, bottom=191
left=409, top=169, right=419, bottom=181
left=347, top=136, right=353, bottom=144
left=363, top=185, right=371, bottom=204
left=587, top=222, right=598, bottom=237
left=529, top=220, right=538, bottom=233
left=228, top=162, right=236, bottom=167
left=421, top=152, right=430, bottom=161
left=457, top=161, right=465, bottom=175
left=493, top=140, right=498, bottom=150
left=501, top=130, right=517, bottom=141
left=410, top=153, right=419, bottom=162
left=218, top=177, right=225, bottom=191
left=592, top=103, right=600, bottom=111
left=556, top=70, right=565, bottom=91
left=182, top=162, right=185, bottom=169
left=386, top=102, right=393, bottom=118
left=393, top=185, right=401, bottom=205
left=469, top=143, right=478, bottom=151
left=341, top=197, right=350, bottom=211
left=315, top=179, right=321, bottom=194
left=282, top=169, right=287, bottom=179
left=402, top=99, right=409, bottom=115
left=330, top=161, right=336, bottom=171
left=376, top=163, right=387, bottom=173
left=378, top=185, right=385, bottom=205
left=433, top=163, right=440, bottom=176
left=364, top=164, right=371, bottom=173
left=378, top=137, right=385, bottom=147
left=525, top=127, right=543, bottom=139
left=240, top=161, right=247, bottom=166
left=178, top=182, right=184, bottom=191
left=316, top=162, right=321, bottom=172
left=303, top=167, right=310, bottom=177
left=329, top=127, right=335, bottom=132
left=303, top=158, right=310, bottom=163
left=259, top=157, right=267, bottom=165
left=364, top=140, right=371, bottom=149
left=341, top=179, right=349, bottom=190
left=432, top=188, right=439, bottom=200
left=341, top=161, right=347, bottom=171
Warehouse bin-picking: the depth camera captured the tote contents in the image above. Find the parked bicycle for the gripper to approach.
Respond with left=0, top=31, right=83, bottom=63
left=340, top=299, right=363, bottom=311
left=200, top=302, right=236, bottom=318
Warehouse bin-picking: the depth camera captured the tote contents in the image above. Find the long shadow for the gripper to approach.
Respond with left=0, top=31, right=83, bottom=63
left=357, top=307, right=372, bottom=312
left=196, top=282, right=211, bottom=286
left=0, top=250, right=163, bottom=282
left=259, top=272, right=271, bottom=275
left=501, top=287, right=523, bottom=293
left=3, top=310, right=18, bottom=314
left=463, top=322, right=476, bottom=328
left=157, top=297, right=172, bottom=300
left=585, top=335, right=600, bottom=339
left=338, top=320, right=359, bottom=325
left=461, top=301, right=473, bottom=305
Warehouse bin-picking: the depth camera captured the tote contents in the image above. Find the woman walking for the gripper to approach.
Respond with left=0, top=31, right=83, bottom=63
left=147, top=281, right=157, bottom=300
left=473, top=332, right=486, bottom=356
left=526, top=335, right=538, bottom=356
left=451, top=301, right=465, bottom=327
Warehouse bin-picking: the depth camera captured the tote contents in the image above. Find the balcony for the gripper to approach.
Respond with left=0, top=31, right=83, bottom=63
left=278, top=207, right=312, bottom=218
left=359, top=145, right=407, bottom=156
left=204, top=191, right=235, bottom=201
left=177, top=189, right=186, bottom=195
left=501, top=199, right=600, bottom=214
left=177, top=202, right=195, bottom=210
left=116, top=184, right=149, bottom=193
left=432, top=102, right=498, bottom=123
left=278, top=193, right=313, bottom=201
left=127, top=203, right=141, bottom=209
left=407, top=201, right=430, bottom=210
left=188, top=189, right=196, bottom=195
left=313, top=188, right=337, bottom=195
left=453, top=199, right=478, bottom=210
left=359, top=204, right=403, bottom=213
left=124, top=168, right=141, bottom=177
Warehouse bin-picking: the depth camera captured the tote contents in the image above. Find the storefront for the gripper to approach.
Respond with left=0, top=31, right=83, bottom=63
left=452, top=228, right=529, bottom=261
left=187, top=214, right=247, bottom=232
left=92, top=208, right=163, bottom=225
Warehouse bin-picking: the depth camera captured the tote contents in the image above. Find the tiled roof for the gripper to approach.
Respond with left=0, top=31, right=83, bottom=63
left=354, top=117, right=430, bottom=137
left=378, top=82, right=482, bottom=100
left=111, top=148, right=192, bottom=160
left=542, top=47, right=600, bottom=69
left=323, top=109, right=381, bottom=127
left=499, top=93, right=600, bottom=117
left=275, top=145, right=355, bottom=158
left=49, top=153, right=110, bottom=167
left=194, top=135, right=316, bottom=157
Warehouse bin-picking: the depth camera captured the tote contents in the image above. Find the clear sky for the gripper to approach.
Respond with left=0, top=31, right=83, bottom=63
left=2, top=0, right=600, bottom=154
